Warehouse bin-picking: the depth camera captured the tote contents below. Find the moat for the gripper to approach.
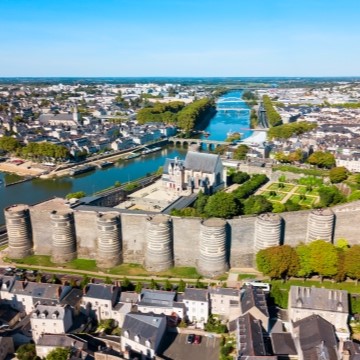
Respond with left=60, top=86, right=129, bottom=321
left=0, top=90, right=251, bottom=225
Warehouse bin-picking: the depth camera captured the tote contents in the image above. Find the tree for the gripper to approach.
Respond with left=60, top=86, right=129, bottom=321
left=272, top=202, right=286, bottom=213
left=318, top=186, right=344, bottom=207
left=256, top=245, right=299, bottom=280
left=194, top=190, right=209, bottom=215
left=204, top=192, right=240, bottom=218
left=329, top=167, right=349, bottom=183
left=344, top=245, right=360, bottom=284
left=262, top=95, right=282, bottom=127
left=308, top=240, right=339, bottom=280
left=230, top=171, right=250, bottom=185
left=269, top=283, right=288, bottom=309
left=284, top=199, right=301, bottom=212
left=17, top=343, right=39, bottom=360
left=225, top=132, right=241, bottom=142
left=177, top=279, right=186, bottom=292
left=135, top=281, right=143, bottom=293
left=307, top=151, right=335, bottom=169
left=0, top=136, right=20, bottom=152
left=150, top=278, right=158, bottom=290
left=296, top=243, right=313, bottom=279
left=46, top=347, right=71, bottom=360
left=233, top=144, right=249, bottom=160
left=243, top=195, right=273, bottom=215
left=164, top=279, right=173, bottom=291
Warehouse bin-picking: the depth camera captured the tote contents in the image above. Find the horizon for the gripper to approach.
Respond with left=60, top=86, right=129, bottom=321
left=0, top=0, right=359, bottom=77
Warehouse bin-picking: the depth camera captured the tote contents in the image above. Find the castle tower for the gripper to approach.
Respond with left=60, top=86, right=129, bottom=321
left=96, top=213, right=122, bottom=268
left=198, top=218, right=228, bottom=277
left=50, top=210, right=77, bottom=263
left=5, top=204, right=33, bottom=259
left=306, top=209, right=335, bottom=243
left=144, top=215, right=173, bottom=272
left=254, top=213, right=282, bottom=252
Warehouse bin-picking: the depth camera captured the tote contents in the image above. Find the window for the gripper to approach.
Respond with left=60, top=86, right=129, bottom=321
left=105, top=304, right=108, bottom=308
left=134, top=335, right=140, bottom=343
left=124, top=331, right=129, bottom=338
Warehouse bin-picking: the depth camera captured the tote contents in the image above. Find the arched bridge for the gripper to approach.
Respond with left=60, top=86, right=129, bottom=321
left=168, top=137, right=231, bottom=150
left=216, top=97, right=242, bottom=103
left=217, top=107, right=250, bottom=112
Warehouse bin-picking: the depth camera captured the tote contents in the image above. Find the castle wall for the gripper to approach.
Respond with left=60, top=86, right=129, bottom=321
left=172, top=217, right=201, bottom=267
left=10, top=198, right=360, bottom=273
left=120, top=213, right=148, bottom=264
left=228, top=217, right=255, bottom=268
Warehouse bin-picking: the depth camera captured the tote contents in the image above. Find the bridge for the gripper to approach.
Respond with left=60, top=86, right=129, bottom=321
left=168, top=137, right=231, bottom=150
left=216, top=97, right=242, bottom=103
left=216, top=107, right=250, bottom=112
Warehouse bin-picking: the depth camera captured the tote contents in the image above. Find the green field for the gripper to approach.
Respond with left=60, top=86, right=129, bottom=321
left=295, top=185, right=319, bottom=197
left=262, top=190, right=287, bottom=202
left=268, top=183, right=295, bottom=192
left=290, top=194, right=316, bottom=207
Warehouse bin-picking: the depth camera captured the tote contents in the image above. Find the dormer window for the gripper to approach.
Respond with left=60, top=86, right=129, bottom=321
left=124, top=330, right=129, bottom=338
left=145, top=339, right=151, bottom=347
left=134, top=335, right=140, bottom=343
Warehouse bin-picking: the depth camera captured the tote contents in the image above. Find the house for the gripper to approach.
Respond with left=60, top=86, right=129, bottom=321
left=292, top=315, right=340, bottom=360
left=288, top=286, right=350, bottom=340
left=38, top=110, right=79, bottom=127
left=182, top=288, right=209, bottom=324
left=81, top=283, right=121, bottom=322
left=209, top=287, right=241, bottom=321
left=236, top=313, right=274, bottom=360
left=240, top=286, right=269, bottom=333
left=137, top=289, right=185, bottom=319
left=9, top=281, right=71, bottom=314
left=30, top=304, right=73, bottom=342
left=162, top=150, right=225, bottom=194
left=35, top=334, right=88, bottom=359
left=121, top=312, right=167, bottom=360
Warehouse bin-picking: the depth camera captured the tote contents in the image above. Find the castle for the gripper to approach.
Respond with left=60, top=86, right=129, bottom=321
left=4, top=196, right=360, bottom=278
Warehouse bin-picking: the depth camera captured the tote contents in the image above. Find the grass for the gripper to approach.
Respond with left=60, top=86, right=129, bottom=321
left=7, top=255, right=209, bottom=280
left=290, top=194, right=317, bottom=207
left=271, top=278, right=360, bottom=294
left=262, top=190, right=287, bottom=202
left=268, top=183, right=295, bottom=192
left=295, top=185, right=319, bottom=197
left=273, top=165, right=329, bottom=177
left=238, top=273, right=257, bottom=281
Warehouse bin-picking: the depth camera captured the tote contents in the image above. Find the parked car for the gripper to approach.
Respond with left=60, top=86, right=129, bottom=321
left=187, top=334, right=195, bottom=344
left=194, top=335, right=201, bottom=344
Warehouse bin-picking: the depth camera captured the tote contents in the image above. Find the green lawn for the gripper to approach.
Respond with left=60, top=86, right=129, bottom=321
left=262, top=190, right=287, bottom=202
left=271, top=278, right=360, bottom=294
left=290, top=194, right=317, bottom=207
left=295, top=185, right=319, bottom=196
left=268, top=183, right=295, bottom=192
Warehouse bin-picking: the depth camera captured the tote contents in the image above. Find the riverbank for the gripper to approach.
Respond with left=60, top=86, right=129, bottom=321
left=0, top=159, right=46, bottom=177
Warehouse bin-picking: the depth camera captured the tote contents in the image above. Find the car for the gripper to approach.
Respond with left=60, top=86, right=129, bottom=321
left=187, top=334, right=195, bottom=344
left=194, top=335, right=201, bottom=344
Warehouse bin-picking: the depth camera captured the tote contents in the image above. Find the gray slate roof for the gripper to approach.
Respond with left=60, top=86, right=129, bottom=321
left=271, top=333, right=297, bottom=355
left=293, top=315, right=339, bottom=360
left=122, top=312, right=166, bottom=349
left=184, top=151, right=221, bottom=173
left=241, top=286, right=269, bottom=318
left=139, top=289, right=176, bottom=307
left=83, top=284, right=120, bottom=304
left=237, top=312, right=267, bottom=357
left=183, top=288, right=208, bottom=302
left=289, top=286, right=349, bottom=313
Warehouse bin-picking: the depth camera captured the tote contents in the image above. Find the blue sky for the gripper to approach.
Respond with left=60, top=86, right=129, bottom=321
left=0, top=0, right=359, bottom=77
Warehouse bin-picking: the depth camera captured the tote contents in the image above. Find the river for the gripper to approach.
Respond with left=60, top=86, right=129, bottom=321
left=0, top=90, right=251, bottom=225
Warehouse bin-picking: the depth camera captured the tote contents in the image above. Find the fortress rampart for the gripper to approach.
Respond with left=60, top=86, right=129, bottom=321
left=4, top=198, right=360, bottom=277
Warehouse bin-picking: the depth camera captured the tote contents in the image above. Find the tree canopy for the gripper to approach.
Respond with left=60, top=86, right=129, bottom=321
left=262, top=95, right=283, bottom=127
left=307, top=151, right=335, bottom=169
left=329, top=166, right=349, bottom=183
left=204, top=192, right=239, bottom=219
left=268, top=121, right=317, bottom=140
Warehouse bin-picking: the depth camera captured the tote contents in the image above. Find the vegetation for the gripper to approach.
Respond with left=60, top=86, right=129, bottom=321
left=329, top=166, right=349, bottom=183
left=16, top=344, right=39, bottom=360
left=233, top=174, right=269, bottom=200
left=204, top=192, right=240, bottom=219
left=255, top=240, right=360, bottom=285
left=307, top=151, right=336, bottom=169
left=65, top=191, right=86, bottom=200
left=268, top=121, right=317, bottom=140
left=262, top=95, right=282, bottom=127
left=46, top=348, right=71, bottom=360
left=136, top=98, right=216, bottom=134
left=250, top=109, right=258, bottom=128
left=233, top=144, right=249, bottom=160
left=205, top=314, right=227, bottom=333
left=225, top=132, right=241, bottom=142
left=0, top=136, right=21, bottom=152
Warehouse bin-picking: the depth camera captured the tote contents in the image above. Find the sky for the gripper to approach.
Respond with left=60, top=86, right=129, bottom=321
left=0, top=0, right=359, bottom=77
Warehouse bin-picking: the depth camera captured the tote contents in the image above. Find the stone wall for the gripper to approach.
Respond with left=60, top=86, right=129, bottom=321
left=12, top=199, right=360, bottom=271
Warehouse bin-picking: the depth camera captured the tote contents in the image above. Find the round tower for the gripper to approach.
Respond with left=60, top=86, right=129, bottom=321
left=198, top=218, right=228, bottom=277
left=5, top=204, right=33, bottom=259
left=50, top=210, right=77, bottom=263
left=144, top=215, right=173, bottom=272
left=96, top=213, right=122, bottom=268
left=306, top=208, right=335, bottom=243
left=254, top=213, right=282, bottom=252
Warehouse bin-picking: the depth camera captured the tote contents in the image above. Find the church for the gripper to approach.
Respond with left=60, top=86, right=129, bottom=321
left=162, top=150, right=225, bottom=194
